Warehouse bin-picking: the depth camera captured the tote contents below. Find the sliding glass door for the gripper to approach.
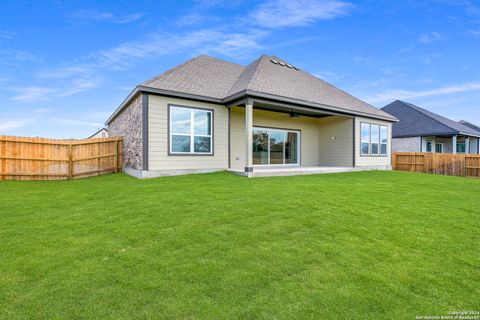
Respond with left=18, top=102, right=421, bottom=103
left=252, top=127, right=300, bottom=165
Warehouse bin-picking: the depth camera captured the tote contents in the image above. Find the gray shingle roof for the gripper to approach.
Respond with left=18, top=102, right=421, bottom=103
left=141, top=54, right=395, bottom=121
left=381, top=100, right=480, bottom=137
left=142, top=55, right=245, bottom=99
left=459, top=120, right=480, bottom=134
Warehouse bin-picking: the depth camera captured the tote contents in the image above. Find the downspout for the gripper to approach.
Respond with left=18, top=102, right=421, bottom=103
left=142, top=93, right=149, bottom=171
left=227, top=107, right=231, bottom=169
left=352, top=116, right=356, bottom=167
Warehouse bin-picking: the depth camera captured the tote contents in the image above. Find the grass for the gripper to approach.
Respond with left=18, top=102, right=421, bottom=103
left=0, top=171, right=479, bottom=319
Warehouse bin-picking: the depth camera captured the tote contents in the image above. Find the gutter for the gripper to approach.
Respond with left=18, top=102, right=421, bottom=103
left=393, top=132, right=480, bottom=139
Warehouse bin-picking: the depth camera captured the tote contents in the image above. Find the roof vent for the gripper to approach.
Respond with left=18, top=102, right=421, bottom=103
left=271, top=58, right=298, bottom=70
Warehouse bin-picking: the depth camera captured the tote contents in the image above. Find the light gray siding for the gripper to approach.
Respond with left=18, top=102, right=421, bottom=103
left=317, top=116, right=353, bottom=166
left=148, top=95, right=229, bottom=171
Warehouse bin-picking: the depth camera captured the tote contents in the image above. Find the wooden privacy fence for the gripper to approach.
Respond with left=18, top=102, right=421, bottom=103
left=392, top=152, right=480, bottom=178
left=0, top=135, right=122, bottom=180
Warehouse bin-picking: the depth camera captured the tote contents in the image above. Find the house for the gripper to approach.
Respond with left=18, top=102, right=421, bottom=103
left=89, top=128, right=109, bottom=138
left=381, top=100, right=480, bottom=154
left=105, top=54, right=397, bottom=178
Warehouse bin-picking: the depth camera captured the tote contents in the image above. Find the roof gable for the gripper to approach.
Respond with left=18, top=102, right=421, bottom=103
left=382, top=100, right=480, bottom=137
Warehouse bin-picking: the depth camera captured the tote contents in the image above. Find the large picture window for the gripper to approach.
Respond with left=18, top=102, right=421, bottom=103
left=169, top=105, right=212, bottom=155
left=361, top=122, right=388, bottom=156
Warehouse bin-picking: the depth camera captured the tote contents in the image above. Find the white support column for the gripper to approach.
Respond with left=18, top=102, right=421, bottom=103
left=245, top=103, right=253, bottom=173
left=452, top=135, right=457, bottom=154
left=466, top=137, right=470, bottom=154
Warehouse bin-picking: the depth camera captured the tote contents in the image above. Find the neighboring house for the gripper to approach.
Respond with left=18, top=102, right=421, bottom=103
left=105, top=54, right=397, bottom=178
left=89, top=128, right=109, bottom=138
left=459, top=120, right=480, bottom=134
left=382, top=100, right=480, bottom=154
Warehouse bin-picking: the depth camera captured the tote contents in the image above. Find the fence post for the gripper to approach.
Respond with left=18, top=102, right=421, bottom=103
left=113, top=140, right=117, bottom=173
left=68, top=144, right=73, bottom=180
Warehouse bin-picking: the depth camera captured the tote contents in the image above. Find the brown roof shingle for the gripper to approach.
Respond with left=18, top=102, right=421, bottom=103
left=108, top=54, right=397, bottom=124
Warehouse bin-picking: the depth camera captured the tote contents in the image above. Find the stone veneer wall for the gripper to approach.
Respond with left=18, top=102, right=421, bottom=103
left=392, top=137, right=421, bottom=152
left=107, top=94, right=143, bottom=169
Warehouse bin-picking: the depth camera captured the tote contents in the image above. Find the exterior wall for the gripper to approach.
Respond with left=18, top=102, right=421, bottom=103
left=148, top=95, right=229, bottom=171
left=393, top=137, right=421, bottom=152
left=107, top=94, right=143, bottom=169
left=470, top=138, right=479, bottom=154
left=229, top=107, right=320, bottom=170
left=355, top=117, right=393, bottom=167
left=317, top=116, right=353, bottom=166
left=421, top=136, right=453, bottom=153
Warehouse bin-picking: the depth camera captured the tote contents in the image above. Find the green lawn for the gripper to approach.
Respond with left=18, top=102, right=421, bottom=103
left=1, top=171, right=479, bottom=319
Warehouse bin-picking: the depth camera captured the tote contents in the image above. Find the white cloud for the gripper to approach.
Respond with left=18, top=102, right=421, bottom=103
left=11, top=77, right=101, bottom=102
left=366, top=82, right=480, bottom=104
left=0, top=49, right=42, bottom=65
left=70, top=9, right=144, bottom=24
left=115, top=13, right=144, bottom=24
left=12, top=87, right=56, bottom=102
left=0, top=31, right=15, bottom=39
left=467, top=29, right=480, bottom=36
left=419, top=32, right=446, bottom=44
left=48, top=118, right=102, bottom=127
left=250, top=0, right=351, bottom=28
left=57, top=78, right=102, bottom=97
left=37, top=66, right=93, bottom=79
left=0, top=119, right=32, bottom=132
left=17, top=1, right=351, bottom=102
left=95, top=29, right=264, bottom=69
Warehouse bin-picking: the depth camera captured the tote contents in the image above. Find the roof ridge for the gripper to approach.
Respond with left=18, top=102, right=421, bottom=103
left=142, top=55, right=205, bottom=86
left=244, top=55, right=270, bottom=90
left=226, top=55, right=265, bottom=96
left=142, top=55, right=245, bottom=87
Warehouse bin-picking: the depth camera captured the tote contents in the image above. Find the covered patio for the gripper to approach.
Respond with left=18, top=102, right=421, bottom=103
left=227, top=96, right=359, bottom=176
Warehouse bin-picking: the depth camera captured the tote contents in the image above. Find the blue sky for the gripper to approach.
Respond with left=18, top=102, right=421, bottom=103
left=1, top=0, right=479, bottom=138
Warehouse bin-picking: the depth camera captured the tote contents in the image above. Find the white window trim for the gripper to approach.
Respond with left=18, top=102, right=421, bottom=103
left=426, top=140, right=433, bottom=153
left=360, top=122, right=388, bottom=157
left=435, top=142, right=444, bottom=153
left=169, top=105, right=213, bottom=155
left=252, top=127, right=301, bottom=166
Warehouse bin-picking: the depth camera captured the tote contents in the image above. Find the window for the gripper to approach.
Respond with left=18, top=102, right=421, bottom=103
left=361, top=122, right=388, bottom=156
left=426, top=140, right=432, bottom=152
left=361, top=123, right=370, bottom=155
left=457, top=142, right=466, bottom=153
left=380, top=126, right=388, bottom=155
left=169, top=105, right=212, bottom=154
left=435, top=143, right=443, bottom=153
